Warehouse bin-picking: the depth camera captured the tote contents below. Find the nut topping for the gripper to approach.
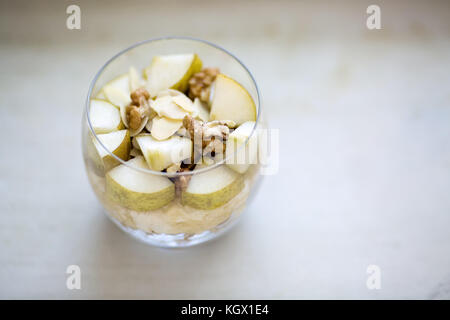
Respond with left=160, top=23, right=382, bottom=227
left=183, top=114, right=204, bottom=163
left=188, top=67, right=220, bottom=102
left=126, top=105, right=141, bottom=130
left=203, top=137, right=226, bottom=156
left=130, top=87, right=150, bottom=104
left=126, top=88, right=152, bottom=131
left=174, top=167, right=192, bottom=197
left=183, top=114, right=232, bottom=163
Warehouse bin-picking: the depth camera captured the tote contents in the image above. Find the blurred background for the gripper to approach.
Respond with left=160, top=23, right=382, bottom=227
left=0, top=0, right=449, bottom=299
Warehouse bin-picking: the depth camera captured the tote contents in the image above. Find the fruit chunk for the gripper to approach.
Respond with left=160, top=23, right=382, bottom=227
left=99, top=74, right=130, bottom=99
left=226, top=121, right=257, bottom=173
left=103, top=85, right=132, bottom=109
left=182, top=165, right=244, bottom=210
left=106, top=156, right=175, bottom=211
left=89, top=99, right=123, bottom=134
left=95, top=90, right=106, bottom=100
left=150, top=116, right=183, bottom=141
left=209, top=74, right=257, bottom=125
left=98, top=74, right=132, bottom=128
left=144, top=54, right=202, bottom=96
left=136, top=135, right=192, bottom=171
left=107, top=74, right=130, bottom=95
left=93, top=129, right=130, bottom=171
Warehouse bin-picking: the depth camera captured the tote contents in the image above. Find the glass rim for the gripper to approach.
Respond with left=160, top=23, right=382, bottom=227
left=85, top=36, right=261, bottom=176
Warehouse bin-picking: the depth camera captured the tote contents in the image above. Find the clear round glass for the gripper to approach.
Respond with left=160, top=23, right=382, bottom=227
left=82, top=37, right=264, bottom=247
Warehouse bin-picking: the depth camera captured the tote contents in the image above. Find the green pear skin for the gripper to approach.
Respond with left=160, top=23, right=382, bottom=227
left=182, top=178, right=244, bottom=210
left=106, top=175, right=175, bottom=211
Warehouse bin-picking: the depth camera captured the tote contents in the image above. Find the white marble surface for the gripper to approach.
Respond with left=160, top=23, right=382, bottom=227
left=0, top=0, right=449, bottom=299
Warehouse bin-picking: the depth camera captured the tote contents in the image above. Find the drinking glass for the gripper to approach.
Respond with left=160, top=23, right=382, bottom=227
left=82, top=37, right=264, bottom=247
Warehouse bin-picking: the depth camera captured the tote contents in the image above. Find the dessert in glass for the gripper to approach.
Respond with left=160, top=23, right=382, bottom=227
left=82, top=37, right=263, bottom=247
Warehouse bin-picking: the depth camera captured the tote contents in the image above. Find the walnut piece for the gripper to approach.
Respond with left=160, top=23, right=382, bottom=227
left=203, top=124, right=230, bottom=141
left=206, top=120, right=237, bottom=129
left=183, top=114, right=204, bottom=163
left=130, top=87, right=150, bottom=105
left=126, top=88, right=152, bottom=131
left=175, top=127, right=188, bottom=137
left=203, top=137, right=226, bottom=156
left=182, top=114, right=231, bottom=163
left=129, top=148, right=142, bottom=158
left=188, top=67, right=220, bottom=102
left=126, top=105, right=142, bottom=130
left=174, top=167, right=192, bottom=197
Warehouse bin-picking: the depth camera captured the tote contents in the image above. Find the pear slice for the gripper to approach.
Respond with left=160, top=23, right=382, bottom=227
left=106, top=156, right=175, bottom=211
left=106, top=74, right=130, bottom=95
left=144, top=54, right=202, bottom=96
left=192, top=98, right=210, bottom=122
left=89, top=99, right=124, bottom=134
left=136, top=135, right=192, bottom=171
left=151, top=95, right=189, bottom=120
left=103, top=85, right=132, bottom=110
left=98, top=73, right=130, bottom=98
left=103, top=85, right=132, bottom=131
left=226, top=121, right=257, bottom=174
left=100, top=75, right=132, bottom=128
left=94, top=90, right=106, bottom=100
left=150, top=116, right=183, bottom=141
left=209, top=74, right=257, bottom=125
left=93, top=129, right=130, bottom=171
left=181, top=165, right=244, bottom=210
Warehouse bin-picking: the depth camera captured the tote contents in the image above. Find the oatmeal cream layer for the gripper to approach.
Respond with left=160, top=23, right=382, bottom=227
left=87, top=169, right=254, bottom=235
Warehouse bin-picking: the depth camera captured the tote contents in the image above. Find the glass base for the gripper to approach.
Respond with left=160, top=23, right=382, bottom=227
left=106, top=212, right=240, bottom=248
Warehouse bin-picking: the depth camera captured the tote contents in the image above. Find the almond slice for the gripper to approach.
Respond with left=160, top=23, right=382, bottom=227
left=193, top=98, right=210, bottom=122
left=150, top=116, right=183, bottom=141
left=151, top=96, right=188, bottom=120
left=156, top=89, right=184, bottom=99
left=172, top=94, right=195, bottom=113
left=131, top=136, right=141, bottom=150
left=129, top=66, right=144, bottom=92
left=145, top=118, right=153, bottom=132
left=119, top=104, right=129, bottom=128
